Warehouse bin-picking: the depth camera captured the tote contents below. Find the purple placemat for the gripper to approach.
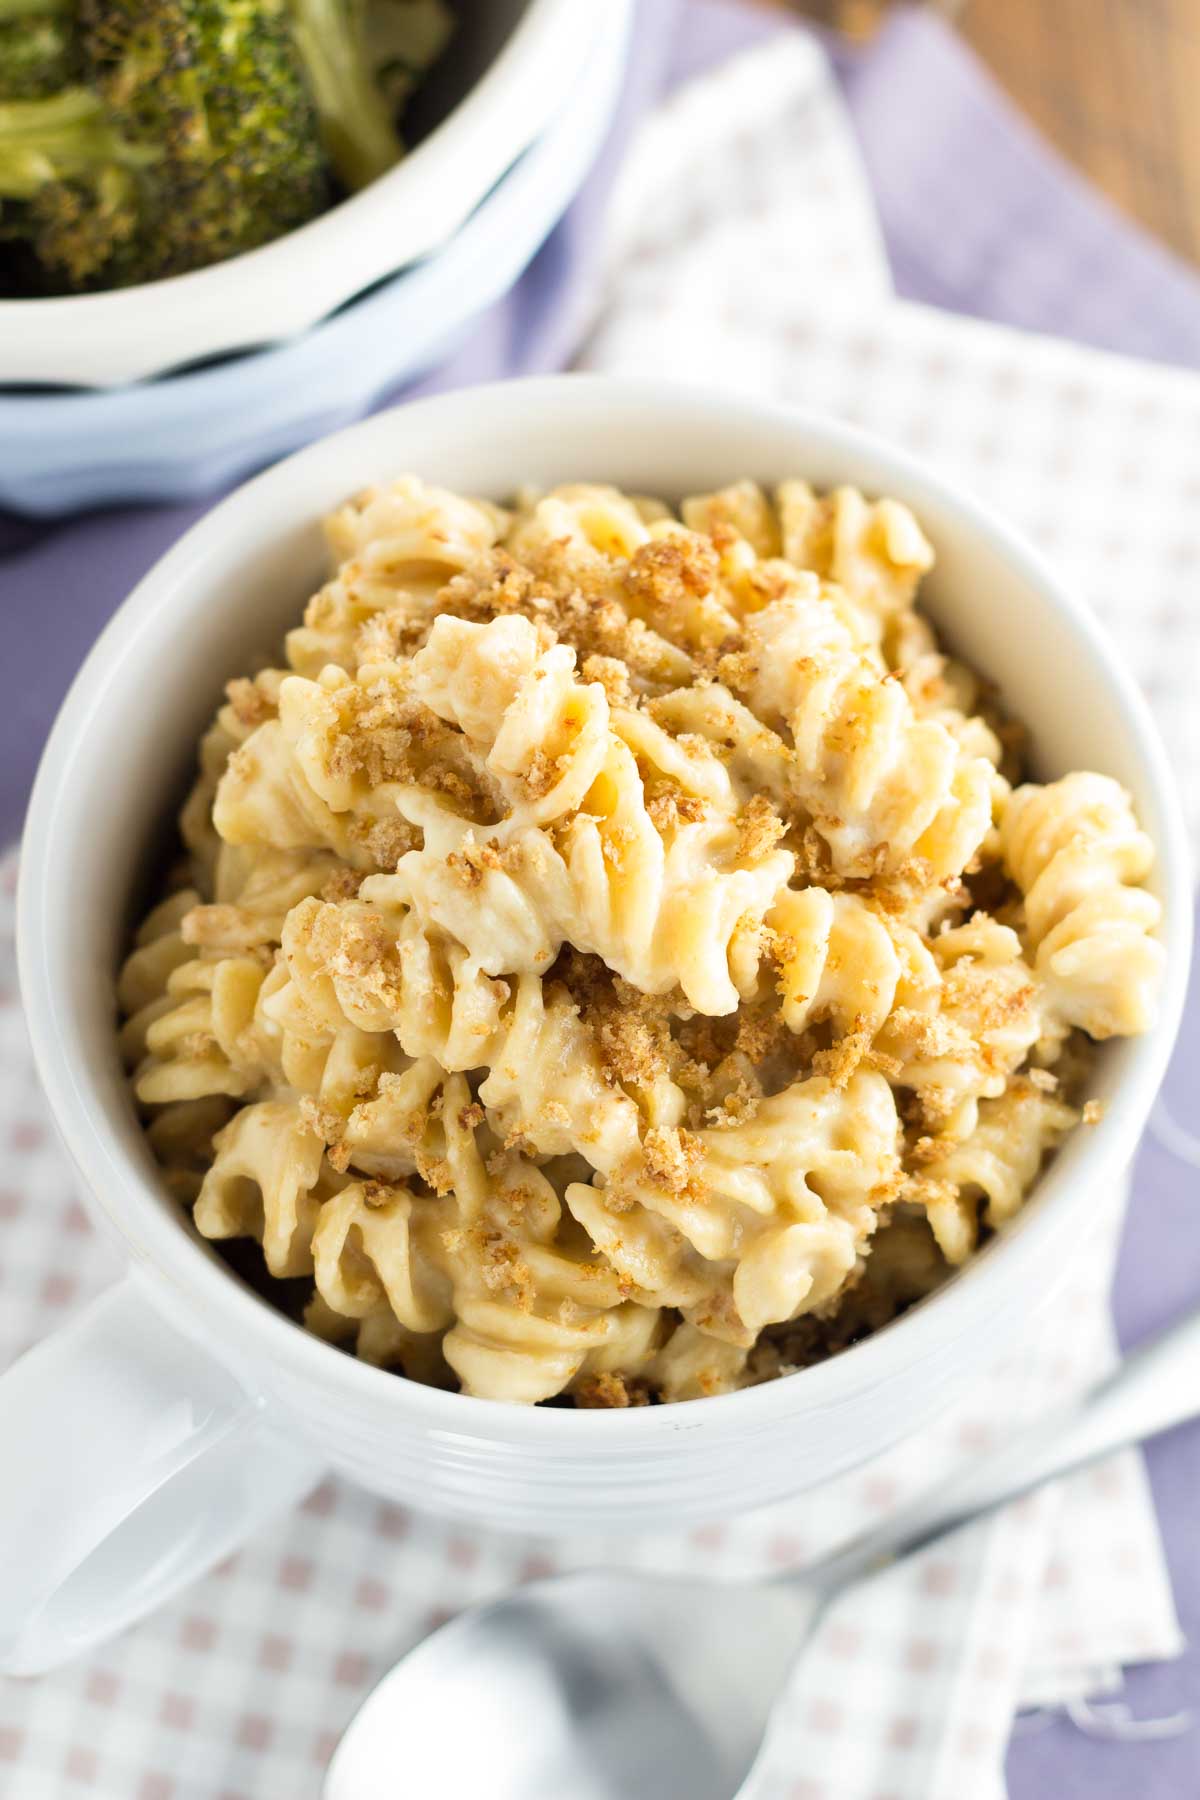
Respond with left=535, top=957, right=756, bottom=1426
left=3, top=5, right=1199, bottom=1792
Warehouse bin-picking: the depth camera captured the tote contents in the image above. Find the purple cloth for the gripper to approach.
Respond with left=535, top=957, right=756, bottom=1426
left=3, top=4, right=1199, bottom=1790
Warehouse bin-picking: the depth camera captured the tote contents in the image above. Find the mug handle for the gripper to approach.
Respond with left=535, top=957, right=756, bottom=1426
left=0, top=1276, right=324, bottom=1675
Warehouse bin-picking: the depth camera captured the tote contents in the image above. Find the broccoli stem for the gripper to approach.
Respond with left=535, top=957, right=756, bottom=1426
left=289, top=0, right=404, bottom=193
left=0, top=88, right=153, bottom=198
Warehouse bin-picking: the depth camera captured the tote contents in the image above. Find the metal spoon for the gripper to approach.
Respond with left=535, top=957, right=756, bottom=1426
left=325, top=1305, right=1200, bottom=1800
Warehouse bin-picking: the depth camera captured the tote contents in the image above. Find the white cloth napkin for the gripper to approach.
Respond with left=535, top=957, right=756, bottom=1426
left=1, top=34, right=1194, bottom=1800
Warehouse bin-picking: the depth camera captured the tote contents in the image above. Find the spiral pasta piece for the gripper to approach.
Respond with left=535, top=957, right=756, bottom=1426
left=734, top=593, right=993, bottom=880
left=309, top=1073, right=662, bottom=1402
left=639, top=684, right=794, bottom=812
left=874, top=915, right=1042, bottom=1139
left=213, top=713, right=364, bottom=864
left=409, top=613, right=612, bottom=823
left=144, top=1097, right=235, bottom=1205
left=911, top=1080, right=1079, bottom=1264
left=774, top=480, right=934, bottom=642
left=179, top=671, right=288, bottom=889
left=118, top=890, right=275, bottom=1104
left=276, top=892, right=645, bottom=1175
left=194, top=1100, right=336, bottom=1279
left=769, top=888, right=903, bottom=1040
left=567, top=1070, right=900, bottom=1343
left=117, top=850, right=399, bottom=1117
left=1000, top=774, right=1163, bottom=1039
left=286, top=476, right=509, bottom=677
left=645, top=1322, right=752, bottom=1402
left=507, top=483, right=655, bottom=564
left=392, top=615, right=797, bottom=1012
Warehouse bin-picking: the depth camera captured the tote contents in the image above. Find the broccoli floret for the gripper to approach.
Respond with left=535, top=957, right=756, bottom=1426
left=0, top=0, right=450, bottom=296
left=289, top=0, right=407, bottom=193
left=0, top=87, right=148, bottom=199
left=0, top=87, right=155, bottom=287
left=84, top=0, right=332, bottom=283
left=0, top=0, right=78, bottom=101
left=0, top=0, right=331, bottom=292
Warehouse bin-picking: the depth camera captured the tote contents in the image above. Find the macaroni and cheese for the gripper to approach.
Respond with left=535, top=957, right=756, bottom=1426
left=118, top=476, right=1163, bottom=1404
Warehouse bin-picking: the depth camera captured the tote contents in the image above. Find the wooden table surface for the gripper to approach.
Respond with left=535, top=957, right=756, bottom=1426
left=767, top=0, right=1200, bottom=266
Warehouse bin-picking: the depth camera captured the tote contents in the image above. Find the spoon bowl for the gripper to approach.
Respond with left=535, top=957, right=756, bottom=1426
left=325, top=1304, right=1200, bottom=1800
left=324, top=1570, right=817, bottom=1800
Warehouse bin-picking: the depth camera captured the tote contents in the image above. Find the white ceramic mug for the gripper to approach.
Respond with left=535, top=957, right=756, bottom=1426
left=4, top=378, right=1191, bottom=1675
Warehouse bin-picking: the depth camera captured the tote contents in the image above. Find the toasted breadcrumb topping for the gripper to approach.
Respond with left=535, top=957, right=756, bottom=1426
left=734, top=793, right=788, bottom=864
left=574, top=1371, right=651, bottom=1408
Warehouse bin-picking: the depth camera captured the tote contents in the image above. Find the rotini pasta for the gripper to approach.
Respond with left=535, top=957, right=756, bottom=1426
left=565, top=1070, right=899, bottom=1343
left=306, top=1077, right=664, bottom=1403
left=118, top=473, right=1163, bottom=1405
left=907, top=1079, right=1080, bottom=1265
left=774, top=480, right=935, bottom=645
left=733, top=593, right=994, bottom=881
left=1000, top=773, right=1164, bottom=1040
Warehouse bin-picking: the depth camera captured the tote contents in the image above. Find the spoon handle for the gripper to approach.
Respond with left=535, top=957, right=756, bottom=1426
left=797, top=1301, right=1200, bottom=1596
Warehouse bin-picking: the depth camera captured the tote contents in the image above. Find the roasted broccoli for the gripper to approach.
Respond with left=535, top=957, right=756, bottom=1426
left=1, top=0, right=330, bottom=291
left=0, top=86, right=154, bottom=288
left=0, top=0, right=78, bottom=101
left=0, top=0, right=450, bottom=297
